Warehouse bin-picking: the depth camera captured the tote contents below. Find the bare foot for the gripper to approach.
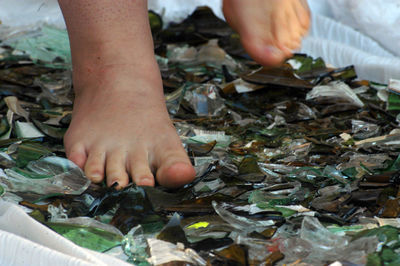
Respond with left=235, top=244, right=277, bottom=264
left=59, top=0, right=195, bottom=188
left=223, top=0, right=311, bottom=66
left=64, top=65, right=195, bottom=188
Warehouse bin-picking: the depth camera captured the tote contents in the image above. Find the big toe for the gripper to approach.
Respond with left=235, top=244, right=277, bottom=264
left=157, top=161, right=196, bottom=188
left=241, top=36, right=288, bottom=67
left=153, top=134, right=196, bottom=187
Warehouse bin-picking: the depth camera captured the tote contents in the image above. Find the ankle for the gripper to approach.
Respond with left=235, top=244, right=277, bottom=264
left=73, top=58, right=161, bottom=91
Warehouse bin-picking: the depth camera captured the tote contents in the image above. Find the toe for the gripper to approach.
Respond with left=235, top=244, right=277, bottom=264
left=277, top=5, right=301, bottom=53
left=288, top=2, right=308, bottom=51
left=157, top=161, right=196, bottom=188
left=154, top=142, right=195, bottom=188
left=65, top=143, right=87, bottom=169
left=297, top=0, right=311, bottom=30
left=128, top=152, right=155, bottom=187
left=240, top=32, right=286, bottom=66
left=272, top=8, right=291, bottom=51
left=84, top=148, right=106, bottom=183
left=284, top=29, right=301, bottom=51
left=105, top=150, right=130, bottom=188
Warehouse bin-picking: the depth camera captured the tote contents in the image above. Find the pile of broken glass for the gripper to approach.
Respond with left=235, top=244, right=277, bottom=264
left=2, top=7, right=400, bottom=266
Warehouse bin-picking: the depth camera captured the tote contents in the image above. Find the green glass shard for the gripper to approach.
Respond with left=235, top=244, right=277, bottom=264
left=16, top=142, right=53, bottom=168
left=10, top=167, right=52, bottom=179
left=387, top=93, right=400, bottom=111
left=149, top=11, right=162, bottom=34
left=0, top=184, right=5, bottom=197
left=237, top=156, right=266, bottom=182
left=47, top=222, right=122, bottom=252
left=8, top=25, right=71, bottom=69
left=290, top=54, right=326, bottom=75
left=28, top=209, right=46, bottom=223
left=322, top=165, right=350, bottom=184
left=381, top=247, right=399, bottom=262
left=352, top=225, right=400, bottom=243
left=122, top=225, right=150, bottom=266
left=238, top=156, right=263, bottom=175
left=366, top=253, right=382, bottom=266
left=385, top=154, right=400, bottom=172
left=330, top=65, right=357, bottom=81
left=341, top=167, right=359, bottom=179
left=327, top=225, right=366, bottom=234
left=0, top=116, right=11, bottom=140
left=272, top=206, right=296, bottom=217
left=32, top=119, right=67, bottom=139
left=248, top=190, right=292, bottom=208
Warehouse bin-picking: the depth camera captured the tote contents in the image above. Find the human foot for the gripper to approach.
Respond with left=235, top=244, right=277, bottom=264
left=223, top=0, right=311, bottom=66
left=64, top=63, right=195, bottom=188
left=59, top=0, right=195, bottom=188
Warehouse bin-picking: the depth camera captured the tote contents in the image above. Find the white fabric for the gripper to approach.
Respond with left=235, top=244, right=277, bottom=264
left=327, top=0, right=400, bottom=57
left=0, top=0, right=65, bottom=28
left=148, top=0, right=224, bottom=25
left=0, top=200, right=131, bottom=266
left=300, top=13, right=400, bottom=83
left=303, top=0, right=400, bottom=83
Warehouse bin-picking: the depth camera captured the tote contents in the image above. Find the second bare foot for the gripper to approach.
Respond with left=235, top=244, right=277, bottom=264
left=223, top=0, right=311, bottom=66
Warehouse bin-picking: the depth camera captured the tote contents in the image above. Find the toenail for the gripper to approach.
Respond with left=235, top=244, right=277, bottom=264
left=89, top=173, right=102, bottom=180
left=110, top=182, right=119, bottom=188
left=140, top=176, right=151, bottom=182
left=137, top=176, right=153, bottom=186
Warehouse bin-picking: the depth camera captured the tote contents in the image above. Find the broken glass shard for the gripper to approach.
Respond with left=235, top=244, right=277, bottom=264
left=242, top=66, right=314, bottom=89
left=147, top=238, right=206, bottom=266
left=122, top=225, right=150, bottom=265
left=306, top=81, right=364, bottom=107
left=5, top=25, right=71, bottom=68
left=46, top=221, right=122, bottom=252
left=0, top=183, right=5, bottom=197
left=2, top=156, right=90, bottom=196
left=212, top=201, right=275, bottom=233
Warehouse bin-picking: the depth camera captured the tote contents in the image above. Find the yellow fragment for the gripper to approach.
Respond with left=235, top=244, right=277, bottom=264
left=187, top=222, right=209, bottom=229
